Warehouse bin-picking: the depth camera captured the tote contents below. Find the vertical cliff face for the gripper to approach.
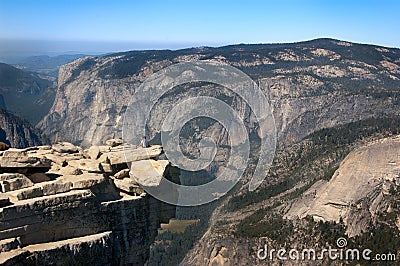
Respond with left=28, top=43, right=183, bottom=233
left=0, top=63, right=56, bottom=125
left=38, top=39, right=400, bottom=149
left=0, top=109, right=47, bottom=148
left=38, top=56, right=139, bottom=146
left=285, top=136, right=400, bottom=237
left=34, top=39, right=400, bottom=264
left=0, top=140, right=177, bottom=265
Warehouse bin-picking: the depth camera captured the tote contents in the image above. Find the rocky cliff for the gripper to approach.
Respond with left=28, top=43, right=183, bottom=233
left=182, top=121, right=400, bottom=265
left=0, top=63, right=56, bottom=125
left=38, top=39, right=400, bottom=149
left=34, top=39, right=400, bottom=264
left=0, top=140, right=177, bottom=265
left=0, top=109, right=47, bottom=148
left=285, top=136, right=400, bottom=237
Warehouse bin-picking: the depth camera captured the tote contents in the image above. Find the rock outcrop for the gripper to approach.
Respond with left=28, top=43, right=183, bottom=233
left=0, top=140, right=178, bottom=265
left=38, top=39, right=400, bottom=149
left=0, top=62, right=56, bottom=125
left=285, top=136, right=400, bottom=236
left=0, top=109, right=47, bottom=149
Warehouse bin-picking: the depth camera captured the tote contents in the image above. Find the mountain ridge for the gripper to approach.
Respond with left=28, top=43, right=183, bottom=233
left=0, top=63, right=56, bottom=124
left=0, top=108, right=48, bottom=148
left=39, top=38, right=400, bottom=148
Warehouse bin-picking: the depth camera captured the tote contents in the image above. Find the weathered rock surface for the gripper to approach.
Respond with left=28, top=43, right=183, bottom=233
left=0, top=173, right=33, bottom=192
left=113, top=168, right=130, bottom=179
left=98, top=145, right=163, bottom=165
left=38, top=39, right=400, bottom=150
left=67, top=159, right=103, bottom=173
left=0, top=142, right=9, bottom=151
left=105, top=138, right=123, bottom=147
left=113, top=178, right=142, bottom=195
left=0, top=140, right=176, bottom=265
left=52, top=142, right=78, bottom=153
left=86, top=145, right=100, bottom=160
left=0, top=150, right=51, bottom=171
left=130, top=159, right=170, bottom=187
left=0, top=109, right=47, bottom=149
left=285, top=136, right=400, bottom=236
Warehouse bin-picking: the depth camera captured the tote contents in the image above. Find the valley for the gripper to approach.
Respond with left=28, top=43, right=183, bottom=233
left=1, top=38, right=400, bottom=265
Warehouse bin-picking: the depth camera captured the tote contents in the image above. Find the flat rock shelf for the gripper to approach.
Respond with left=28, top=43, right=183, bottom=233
left=0, top=139, right=178, bottom=265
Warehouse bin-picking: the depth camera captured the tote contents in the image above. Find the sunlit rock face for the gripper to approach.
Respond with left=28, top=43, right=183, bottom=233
left=285, top=136, right=400, bottom=237
left=39, top=39, right=400, bottom=150
left=0, top=140, right=177, bottom=265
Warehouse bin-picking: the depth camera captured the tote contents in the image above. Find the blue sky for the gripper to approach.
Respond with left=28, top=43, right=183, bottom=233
left=0, top=0, right=399, bottom=54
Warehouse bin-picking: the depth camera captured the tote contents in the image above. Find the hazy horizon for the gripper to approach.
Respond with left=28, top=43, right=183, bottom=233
left=1, top=0, right=400, bottom=58
left=1, top=36, right=399, bottom=61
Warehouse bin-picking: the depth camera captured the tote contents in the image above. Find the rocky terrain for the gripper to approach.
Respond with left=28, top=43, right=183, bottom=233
left=285, top=136, right=400, bottom=237
left=3, top=38, right=400, bottom=264
left=0, top=139, right=178, bottom=265
left=0, top=109, right=47, bottom=148
left=183, top=121, right=400, bottom=265
left=38, top=39, right=400, bottom=149
left=0, top=63, right=56, bottom=125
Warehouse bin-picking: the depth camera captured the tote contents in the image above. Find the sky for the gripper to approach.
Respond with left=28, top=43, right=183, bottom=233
left=0, top=0, right=399, bottom=55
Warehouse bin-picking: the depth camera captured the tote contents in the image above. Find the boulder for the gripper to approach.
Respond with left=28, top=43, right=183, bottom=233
left=44, top=154, right=68, bottom=166
left=129, top=160, right=169, bottom=187
left=113, top=178, right=142, bottom=195
left=63, top=173, right=106, bottom=189
left=9, top=186, right=43, bottom=201
left=68, top=159, right=103, bottom=173
left=56, top=166, right=83, bottom=176
left=98, top=145, right=163, bottom=165
left=0, top=156, right=51, bottom=168
left=2, top=149, right=27, bottom=157
left=40, top=180, right=72, bottom=196
left=114, top=169, right=130, bottom=179
left=105, top=138, right=123, bottom=147
left=0, top=173, right=33, bottom=192
left=0, top=142, right=9, bottom=151
left=0, top=173, right=24, bottom=181
left=0, top=139, right=173, bottom=265
left=52, top=142, right=79, bottom=154
left=87, top=146, right=100, bottom=160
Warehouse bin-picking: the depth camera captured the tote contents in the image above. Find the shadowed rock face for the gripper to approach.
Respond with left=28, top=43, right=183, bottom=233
left=0, top=109, right=47, bottom=149
left=0, top=140, right=178, bottom=265
left=285, top=136, right=400, bottom=237
left=30, top=39, right=400, bottom=264
left=0, top=63, right=56, bottom=125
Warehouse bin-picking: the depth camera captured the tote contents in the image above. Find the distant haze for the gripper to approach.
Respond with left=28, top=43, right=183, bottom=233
left=0, top=0, right=399, bottom=57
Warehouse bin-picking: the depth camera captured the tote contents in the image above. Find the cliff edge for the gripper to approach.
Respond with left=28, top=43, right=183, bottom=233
left=0, top=139, right=177, bottom=265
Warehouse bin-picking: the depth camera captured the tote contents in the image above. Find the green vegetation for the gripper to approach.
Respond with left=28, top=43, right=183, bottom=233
left=229, top=117, right=400, bottom=265
left=0, top=63, right=56, bottom=124
left=226, top=117, right=400, bottom=213
left=158, top=219, right=199, bottom=234
left=148, top=203, right=216, bottom=266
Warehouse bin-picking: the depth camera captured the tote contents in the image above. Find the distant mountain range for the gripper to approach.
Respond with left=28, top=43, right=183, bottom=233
left=0, top=54, right=86, bottom=148
left=12, top=54, right=86, bottom=77
left=38, top=38, right=400, bottom=147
